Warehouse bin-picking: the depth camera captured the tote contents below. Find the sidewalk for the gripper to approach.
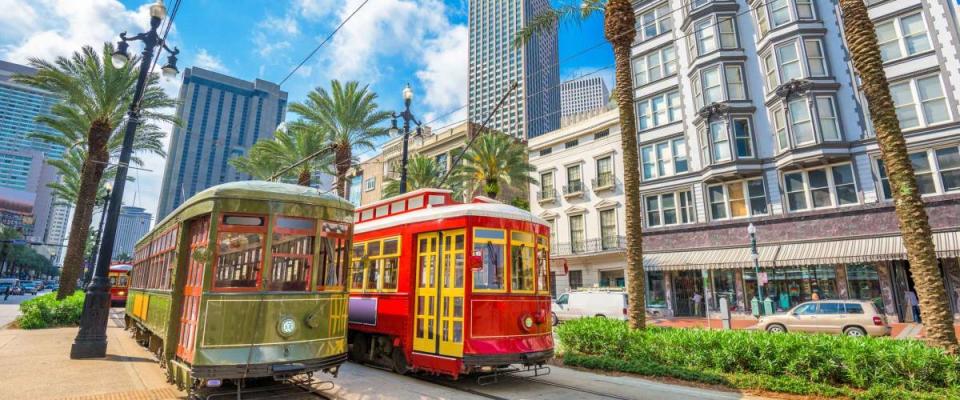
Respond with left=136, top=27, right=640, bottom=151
left=0, top=314, right=184, bottom=400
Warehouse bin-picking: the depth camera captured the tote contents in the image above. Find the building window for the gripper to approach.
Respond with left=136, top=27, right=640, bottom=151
left=645, top=190, right=695, bottom=227
left=596, top=156, right=614, bottom=187
left=770, top=96, right=842, bottom=152
left=638, top=4, right=673, bottom=41
left=889, top=74, right=950, bottom=130
left=757, top=0, right=816, bottom=34
left=599, top=209, right=618, bottom=249
left=637, top=90, right=682, bottom=130
left=694, top=64, right=746, bottom=109
left=690, top=15, right=738, bottom=58
left=540, top=171, right=555, bottom=200
left=569, top=215, right=586, bottom=253
left=763, top=39, right=828, bottom=92
left=594, top=129, right=609, bottom=140
left=877, top=146, right=960, bottom=199
left=876, top=13, right=932, bottom=62
left=707, top=178, right=767, bottom=220
left=633, top=46, right=677, bottom=86
left=733, top=118, right=754, bottom=158
left=566, top=165, right=583, bottom=193
left=783, top=163, right=859, bottom=212
left=569, top=270, right=583, bottom=290
left=365, top=177, right=376, bottom=192
left=700, top=117, right=758, bottom=165
left=539, top=147, right=552, bottom=156
left=641, top=138, right=687, bottom=180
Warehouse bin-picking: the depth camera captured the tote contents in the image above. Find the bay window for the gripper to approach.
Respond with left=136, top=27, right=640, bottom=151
left=876, top=13, right=932, bottom=62
left=637, top=90, right=681, bottom=130
left=770, top=96, right=842, bottom=152
left=763, top=39, right=829, bottom=92
left=707, top=178, right=768, bottom=220
left=645, top=190, right=695, bottom=227
left=782, top=163, right=859, bottom=212
left=877, top=146, right=960, bottom=199
left=694, top=64, right=746, bottom=109
left=690, top=15, right=738, bottom=58
left=757, top=0, right=816, bottom=33
left=711, top=121, right=731, bottom=162
left=777, top=42, right=802, bottom=82
left=804, top=39, right=827, bottom=77
left=638, top=4, right=672, bottom=41
left=641, top=138, right=688, bottom=180
left=733, top=119, right=754, bottom=158
left=699, top=117, right=755, bottom=165
left=634, top=46, right=677, bottom=86
left=889, top=74, right=950, bottom=130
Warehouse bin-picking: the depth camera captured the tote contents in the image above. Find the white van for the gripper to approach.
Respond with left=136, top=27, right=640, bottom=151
left=552, top=289, right=628, bottom=325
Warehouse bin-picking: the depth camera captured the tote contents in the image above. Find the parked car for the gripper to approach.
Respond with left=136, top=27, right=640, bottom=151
left=33, top=280, right=44, bottom=291
left=552, top=289, right=628, bottom=326
left=756, top=300, right=891, bottom=337
left=0, top=279, right=20, bottom=295
left=47, top=282, right=59, bottom=291
left=19, top=281, right=38, bottom=295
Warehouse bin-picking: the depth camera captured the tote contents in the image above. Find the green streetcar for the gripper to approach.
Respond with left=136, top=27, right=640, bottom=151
left=124, top=181, right=354, bottom=394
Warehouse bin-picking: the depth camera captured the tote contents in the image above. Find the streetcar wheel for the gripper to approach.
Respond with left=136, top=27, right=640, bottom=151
left=351, top=333, right=369, bottom=362
left=391, top=348, right=409, bottom=375
left=551, top=312, right=559, bottom=327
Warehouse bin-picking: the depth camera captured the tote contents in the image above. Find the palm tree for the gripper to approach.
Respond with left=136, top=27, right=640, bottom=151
left=14, top=44, right=177, bottom=299
left=46, top=149, right=115, bottom=206
left=839, top=0, right=958, bottom=353
left=456, top=133, right=537, bottom=200
left=516, top=0, right=646, bottom=328
left=288, top=80, right=392, bottom=197
left=230, top=125, right=331, bottom=186
left=382, top=154, right=458, bottom=197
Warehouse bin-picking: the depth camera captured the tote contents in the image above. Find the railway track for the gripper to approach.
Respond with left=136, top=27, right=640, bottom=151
left=411, top=370, right=634, bottom=400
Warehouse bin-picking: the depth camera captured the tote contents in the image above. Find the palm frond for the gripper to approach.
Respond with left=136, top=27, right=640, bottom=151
left=513, top=1, right=604, bottom=48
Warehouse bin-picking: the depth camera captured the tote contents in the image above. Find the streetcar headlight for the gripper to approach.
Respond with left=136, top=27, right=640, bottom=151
left=277, top=316, right=297, bottom=337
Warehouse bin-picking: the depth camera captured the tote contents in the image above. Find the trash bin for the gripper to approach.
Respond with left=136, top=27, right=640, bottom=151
left=751, top=297, right=761, bottom=317
left=763, top=297, right=774, bottom=315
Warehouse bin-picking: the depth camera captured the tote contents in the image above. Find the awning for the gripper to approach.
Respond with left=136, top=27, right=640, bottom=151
left=775, top=231, right=960, bottom=267
left=644, top=245, right=779, bottom=271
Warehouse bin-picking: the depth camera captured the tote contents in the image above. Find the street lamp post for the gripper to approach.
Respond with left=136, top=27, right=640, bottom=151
left=71, top=0, right=180, bottom=359
left=748, top=223, right=765, bottom=315
left=388, top=84, right=424, bottom=194
left=84, top=183, right=113, bottom=287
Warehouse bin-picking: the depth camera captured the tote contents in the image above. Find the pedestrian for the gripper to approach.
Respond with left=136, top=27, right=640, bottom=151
left=905, top=290, right=921, bottom=323
left=3, top=285, right=9, bottom=301
left=692, top=292, right=703, bottom=317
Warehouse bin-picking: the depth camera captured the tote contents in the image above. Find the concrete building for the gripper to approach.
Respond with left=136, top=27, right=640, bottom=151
left=0, top=60, right=69, bottom=255
left=156, top=67, right=288, bottom=220
left=467, top=0, right=560, bottom=139
left=112, top=206, right=151, bottom=260
left=528, top=110, right=623, bottom=298
left=560, top=76, right=610, bottom=119
left=347, top=121, right=477, bottom=205
left=534, top=0, right=960, bottom=324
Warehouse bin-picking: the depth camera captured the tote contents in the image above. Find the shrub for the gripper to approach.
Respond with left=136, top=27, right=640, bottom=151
left=17, top=291, right=85, bottom=329
left=557, top=318, right=960, bottom=395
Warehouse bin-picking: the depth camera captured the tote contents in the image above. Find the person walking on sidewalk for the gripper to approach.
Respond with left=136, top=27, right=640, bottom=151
left=905, top=290, right=921, bottom=323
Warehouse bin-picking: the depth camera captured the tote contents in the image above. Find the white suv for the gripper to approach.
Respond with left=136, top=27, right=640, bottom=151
left=552, top=290, right=628, bottom=325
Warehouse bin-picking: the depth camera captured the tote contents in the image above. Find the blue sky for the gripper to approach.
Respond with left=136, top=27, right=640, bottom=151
left=0, top=0, right=613, bottom=218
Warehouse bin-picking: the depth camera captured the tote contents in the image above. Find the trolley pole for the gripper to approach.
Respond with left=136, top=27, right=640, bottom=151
left=71, top=0, right=180, bottom=359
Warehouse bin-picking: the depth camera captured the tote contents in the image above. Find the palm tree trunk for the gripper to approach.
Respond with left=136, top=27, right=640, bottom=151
left=606, top=0, right=645, bottom=329
left=298, top=169, right=311, bottom=187
left=334, top=146, right=351, bottom=198
left=840, top=0, right=957, bottom=353
left=56, top=124, right=109, bottom=300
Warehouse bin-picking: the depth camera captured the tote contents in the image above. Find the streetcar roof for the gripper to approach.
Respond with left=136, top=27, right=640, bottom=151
left=355, top=202, right=548, bottom=234
left=159, top=180, right=352, bottom=223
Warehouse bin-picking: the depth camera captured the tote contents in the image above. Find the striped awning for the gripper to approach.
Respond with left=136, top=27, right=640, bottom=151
left=775, top=231, right=960, bottom=266
left=643, top=245, right=779, bottom=271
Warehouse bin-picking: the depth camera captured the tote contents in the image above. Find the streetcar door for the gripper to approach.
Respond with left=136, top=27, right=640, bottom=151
left=413, top=232, right=440, bottom=353
left=176, top=216, right=209, bottom=363
left=438, top=230, right=465, bottom=357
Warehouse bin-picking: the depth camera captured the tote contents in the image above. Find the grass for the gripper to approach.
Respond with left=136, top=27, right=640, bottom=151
left=17, top=291, right=85, bottom=329
left=557, top=318, right=960, bottom=399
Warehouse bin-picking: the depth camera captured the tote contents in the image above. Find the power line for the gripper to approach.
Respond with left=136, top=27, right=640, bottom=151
left=278, top=0, right=372, bottom=86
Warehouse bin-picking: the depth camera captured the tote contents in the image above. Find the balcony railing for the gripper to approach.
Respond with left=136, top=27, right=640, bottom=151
left=562, top=180, right=585, bottom=196
left=551, top=236, right=626, bottom=256
left=537, top=189, right=557, bottom=203
left=592, top=173, right=616, bottom=191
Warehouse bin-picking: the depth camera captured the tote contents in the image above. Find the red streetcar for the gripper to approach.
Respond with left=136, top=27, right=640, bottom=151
left=109, top=263, right=132, bottom=305
left=347, top=189, right=554, bottom=379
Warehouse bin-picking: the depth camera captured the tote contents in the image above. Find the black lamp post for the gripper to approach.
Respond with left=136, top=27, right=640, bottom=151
left=748, top=223, right=765, bottom=315
left=83, top=182, right=113, bottom=287
left=71, top=0, right=180, bottom=359
left=388, top=84, right=424, bottom=194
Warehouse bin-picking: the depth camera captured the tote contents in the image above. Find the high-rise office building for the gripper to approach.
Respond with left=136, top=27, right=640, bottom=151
left=467, top=0, right=560, bottom=139
left=0, top=60, right=69, bottom=252
left=560, top=75, right=609, bottom=118
left=112, top=206, right=151, bottom=260
left=156, top=67, right=288, bottom=220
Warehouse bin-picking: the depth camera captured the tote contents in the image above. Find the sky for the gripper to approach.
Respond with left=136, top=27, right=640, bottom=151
left=0, top=0, right=613, bottom=224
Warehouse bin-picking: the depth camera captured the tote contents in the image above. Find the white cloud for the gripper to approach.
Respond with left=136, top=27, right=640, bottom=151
left=296, top=0, right=339, bottom=19
left=195, top=49, right=229, bottom=73
left=416, top=25, right=468, bottom=125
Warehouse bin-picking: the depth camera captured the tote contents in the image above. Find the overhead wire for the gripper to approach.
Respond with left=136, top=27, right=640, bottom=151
left=278, top=0, right=372, bottom=86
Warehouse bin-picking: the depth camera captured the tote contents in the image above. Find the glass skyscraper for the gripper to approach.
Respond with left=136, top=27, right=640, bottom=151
left=468, top=0, right=560, bottom=139
left=156, top=67, right=287, bottom=220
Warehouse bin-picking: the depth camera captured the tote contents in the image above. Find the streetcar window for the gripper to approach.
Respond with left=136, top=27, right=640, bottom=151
left=379, top=238, right=400, bottom=291
left=361, top=209, right=374, bottom=221
left=349, top=243, right=365, bottom=291
left=537, top=235, right=550, bottom=294
left=473, top=229, right=505, bottom=291
left=375, top=205, right=389, bottom=218
left=268, top=218, right=314, bottom=291
left=428, top=195, right=445, bottom=205
left=223, top=215, right=264, bottom=226
left=214, top=232, right=263, bottom=289
left=511, top=232, right=535, bottom=292
left=391, top=200, right=406, bottom=213
left=408, top=196, right=424, bottom=210
left=320, top=237, right=347, bottom=289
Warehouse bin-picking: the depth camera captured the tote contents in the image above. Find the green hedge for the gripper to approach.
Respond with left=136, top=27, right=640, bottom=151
left=557, top=318, right=960, bottom=397
left=17, top=291, right=85, bottom=329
